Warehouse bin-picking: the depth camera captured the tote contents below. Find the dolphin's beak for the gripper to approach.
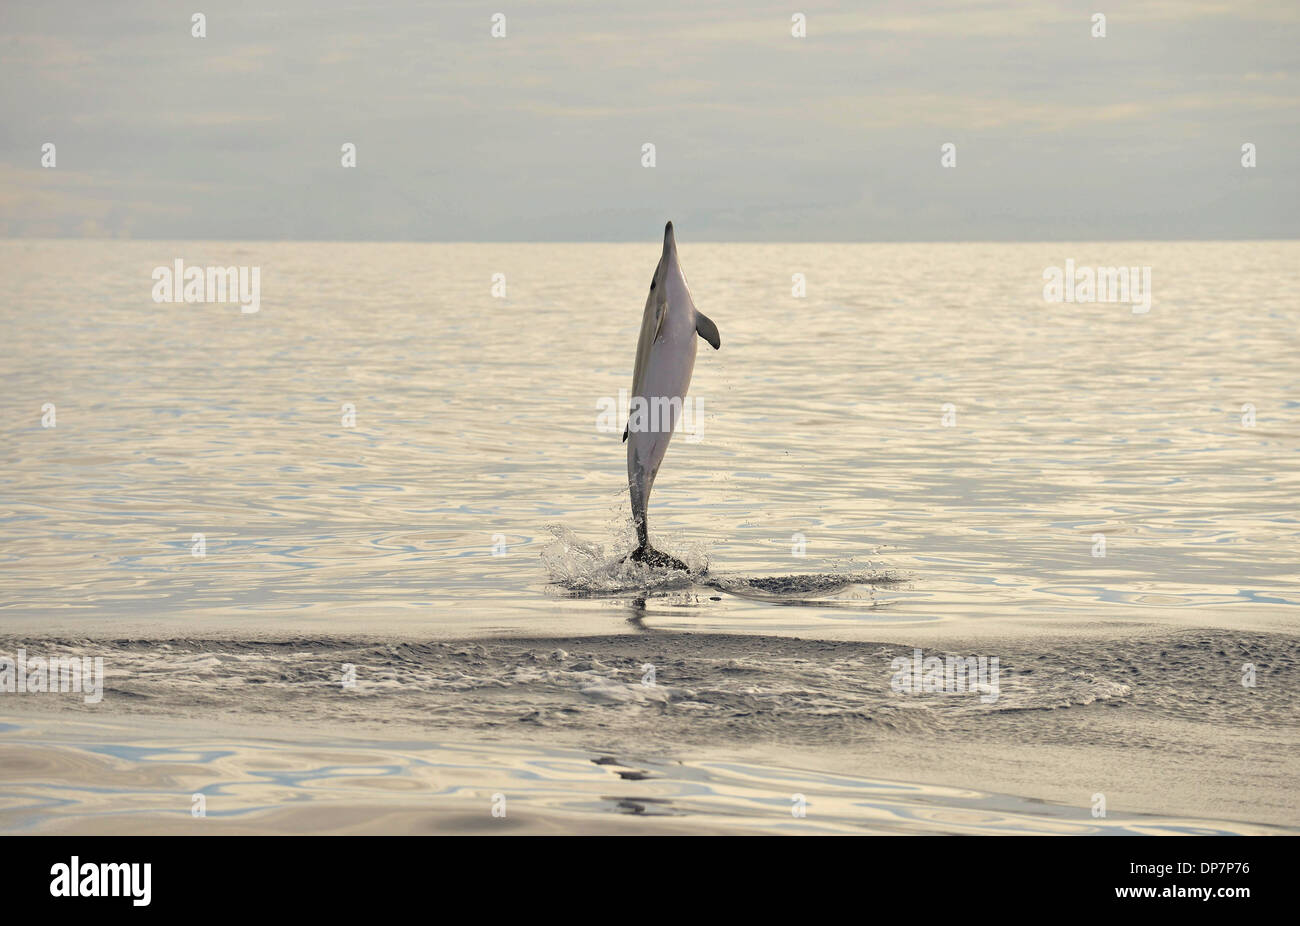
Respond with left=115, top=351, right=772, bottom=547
left=662, top=221, right=676, bottom=259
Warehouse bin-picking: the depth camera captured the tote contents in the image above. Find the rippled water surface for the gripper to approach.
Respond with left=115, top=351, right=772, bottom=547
left=3, top=716, right=1289, bottom=836
left=2, top=240, right=1297, bottom=834
left=2, top=240, right=1297, bottom=635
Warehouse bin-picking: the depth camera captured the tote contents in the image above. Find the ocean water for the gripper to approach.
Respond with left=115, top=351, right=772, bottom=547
left=1, top=239, right=1297, bottom=834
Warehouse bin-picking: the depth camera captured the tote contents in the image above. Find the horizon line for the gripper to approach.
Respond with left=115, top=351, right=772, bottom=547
left=4, top=237, right=1299, bottom=245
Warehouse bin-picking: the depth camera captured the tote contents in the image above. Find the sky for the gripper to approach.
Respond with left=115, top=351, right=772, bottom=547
left=1, top=0, right=1297, bottom=240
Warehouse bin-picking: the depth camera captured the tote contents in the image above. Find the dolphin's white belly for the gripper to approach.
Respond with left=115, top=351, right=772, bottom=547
left=628, top=322, right=698, bottom=487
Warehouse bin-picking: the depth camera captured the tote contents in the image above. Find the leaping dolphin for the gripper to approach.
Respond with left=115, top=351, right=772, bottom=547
left=623, top=221, right=721, bottom=569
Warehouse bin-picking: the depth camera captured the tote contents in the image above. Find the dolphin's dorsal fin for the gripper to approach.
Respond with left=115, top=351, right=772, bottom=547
left=695, top=311, right=721, bottom=350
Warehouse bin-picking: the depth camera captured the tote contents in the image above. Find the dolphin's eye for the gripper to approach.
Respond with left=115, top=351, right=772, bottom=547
left=649, top=279, right=656, bottom=291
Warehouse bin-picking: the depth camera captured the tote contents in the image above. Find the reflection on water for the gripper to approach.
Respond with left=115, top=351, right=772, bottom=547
left=1, top=240, right=1297, bottom=636
left=0, top=720, right=1288, bottom=835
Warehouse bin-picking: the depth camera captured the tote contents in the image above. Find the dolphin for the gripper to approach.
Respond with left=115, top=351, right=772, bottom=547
left=623, top=221, right=721, bottom=569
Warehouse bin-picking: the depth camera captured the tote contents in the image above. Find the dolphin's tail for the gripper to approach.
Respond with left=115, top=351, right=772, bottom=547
left=627, top=542, right=688, bottom=572
left=626, top=493, right=687, bottom=569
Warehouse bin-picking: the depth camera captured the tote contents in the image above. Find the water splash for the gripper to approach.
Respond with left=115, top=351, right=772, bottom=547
left=539, top=524, right=706, bottom=594
left=541, top=524, right=905, bottom=606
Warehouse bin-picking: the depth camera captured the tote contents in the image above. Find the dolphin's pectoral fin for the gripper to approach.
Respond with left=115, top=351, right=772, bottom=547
left=695, top=311, right=721, bottom=350
left=626, top=543, right=688, bottom=572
